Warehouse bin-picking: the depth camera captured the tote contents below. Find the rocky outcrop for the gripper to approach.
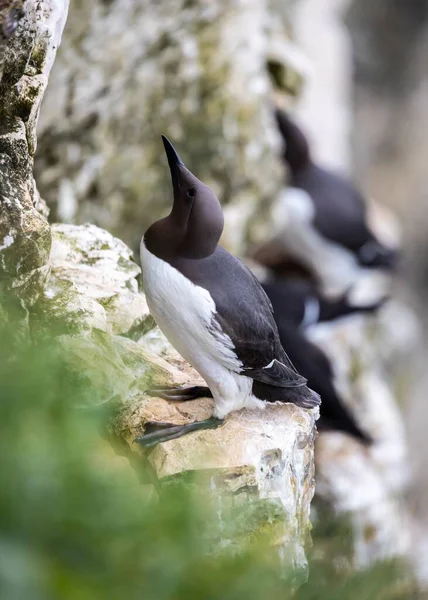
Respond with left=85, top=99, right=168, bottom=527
left=32, top=224, right=154, bottom=405
left=42, top=223, right=151, bottom=335
left=31, top=223, right=319, bottom=568
left=133, top=328, right=317, bottom=570
left=306, top=296, right=428, bottom=584
left=0, top=0, right=69, bottom=332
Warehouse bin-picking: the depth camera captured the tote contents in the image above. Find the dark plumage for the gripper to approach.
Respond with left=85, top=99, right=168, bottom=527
left=137, top=137, right=320, bottom=447
left=261, top=279, right=384, bottom=328
left=144, top=136, right=319, bottom=409
left=169, top=247, right=316, bottom=408
left=274, top=108, right=397, bottom=270
left=262, top=279, right=372, bottom=443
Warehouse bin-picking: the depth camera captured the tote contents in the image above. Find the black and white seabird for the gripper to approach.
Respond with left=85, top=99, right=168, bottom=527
left=275, top=108, right=398, bottom=271
left=136, top=136, right=320, bottom=448
left=254, top=110, right=398, bottom=299
left=261, top=280, right=371, bottom=443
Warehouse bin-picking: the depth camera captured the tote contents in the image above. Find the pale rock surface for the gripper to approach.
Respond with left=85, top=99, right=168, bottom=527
left=130, top=326, right=319, bottom=571
left=308, top=308, right=416, bottom=569
left=33, top=223, right=154, bottom=404
left=48, top=223, right=151, bottom=335
left=290, top=0, right=353, bottom=172
left=308, top=312, right=408, bottom=493
left=309, top=299, right=427, bottom=587
left=315, top=432, right=411, bottom=569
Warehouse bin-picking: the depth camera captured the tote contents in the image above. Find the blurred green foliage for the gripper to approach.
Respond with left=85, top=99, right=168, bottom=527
left=0, top=317, right=421, bottom=599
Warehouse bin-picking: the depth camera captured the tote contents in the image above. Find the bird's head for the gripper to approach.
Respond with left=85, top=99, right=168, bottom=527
left=144, top=136, right=224, bottom=260
left=275, top=108, right=311, bottom=174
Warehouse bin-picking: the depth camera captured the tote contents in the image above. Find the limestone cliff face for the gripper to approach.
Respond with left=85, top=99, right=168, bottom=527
left=0, top=0, right=320, bottom=571
left=0, top=0, right=69, bottom=335
left=1, top=0, right=424, bottom=584
left=35, top=0, right=290, bottom=255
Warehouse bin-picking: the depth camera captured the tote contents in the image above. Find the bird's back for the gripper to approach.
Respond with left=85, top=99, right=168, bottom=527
left=170, top=247, right=285, bottom=355
left=293, top=165, right=371, bottom=251
left=170, top=246, right=308, bottom=384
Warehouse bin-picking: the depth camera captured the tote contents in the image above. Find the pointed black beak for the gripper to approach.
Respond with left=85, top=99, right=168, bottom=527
left=162, top=135, right=184, bottom=192
left=358, top=241, right=399, bottom=271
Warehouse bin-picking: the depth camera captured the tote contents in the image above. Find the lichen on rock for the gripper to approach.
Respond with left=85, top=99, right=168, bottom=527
left=32, top=223, right=156, bottom=405
left=47, top=223, right=151, bottom=335
left=0, top=0, right=70, bottom=331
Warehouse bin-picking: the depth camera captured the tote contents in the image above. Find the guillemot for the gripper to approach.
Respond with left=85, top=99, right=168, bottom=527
left=254, top=110, right=398, bottom=300
left=136, top=136, right=320, bottom=448
left=275, top=109, right=397, bottom=269
left=261, top=279, right=372, bottom=443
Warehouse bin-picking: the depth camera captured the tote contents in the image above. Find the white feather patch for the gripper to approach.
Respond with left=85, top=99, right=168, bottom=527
left=263, top=359, right=275, bottom=369
left=272, top=186, right=361, bottom=299
left=301, top=296, right=320, bottom=328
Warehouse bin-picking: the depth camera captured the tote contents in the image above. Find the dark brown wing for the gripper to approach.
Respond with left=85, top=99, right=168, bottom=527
left=172, top=247, right=308, bottom=389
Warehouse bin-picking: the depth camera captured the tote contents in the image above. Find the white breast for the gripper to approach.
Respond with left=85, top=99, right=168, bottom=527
left=272, top=187, right=360, bottom=299
left=140, top=242, right=265, bottom=418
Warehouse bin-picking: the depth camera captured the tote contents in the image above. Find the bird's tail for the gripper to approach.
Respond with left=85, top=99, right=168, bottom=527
left=318, top=385, right=373, bottom=445
left=358, top=240, right=398, bottom=270
left=284, top=383, right=321, bottom=410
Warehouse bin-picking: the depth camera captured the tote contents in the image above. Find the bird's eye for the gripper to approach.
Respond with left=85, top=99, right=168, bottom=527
left=187, top=188, right=196, bottom=199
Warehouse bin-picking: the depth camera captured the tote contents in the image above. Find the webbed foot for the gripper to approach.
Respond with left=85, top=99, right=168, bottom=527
left=134, top=417, right=223, bottom=449
left=145, top=385, right=213, bottom=402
